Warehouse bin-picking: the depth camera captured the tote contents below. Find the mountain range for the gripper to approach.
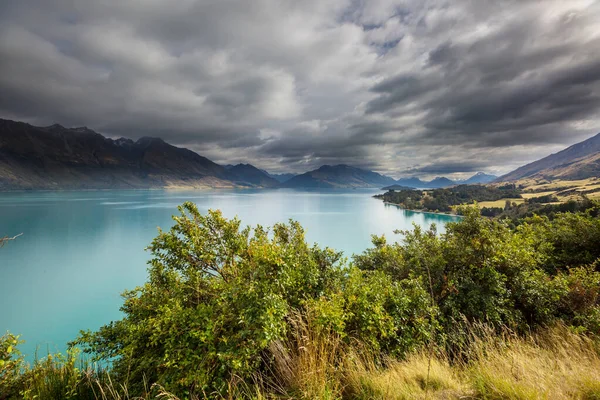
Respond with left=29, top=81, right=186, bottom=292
left=1, top=118, right=597, bottom=190
left=0, top=119, right=248, bottom=190
left=391, top=172, right=498, bottom=189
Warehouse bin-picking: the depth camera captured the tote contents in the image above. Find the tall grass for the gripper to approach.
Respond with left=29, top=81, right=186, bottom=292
left=468, top=324, right=600, bottom=399
left=253, top=318, right=600, bottom=400
left=3, top=323, right=600, bottom=399
left=266, top=310, right=345, bottom=399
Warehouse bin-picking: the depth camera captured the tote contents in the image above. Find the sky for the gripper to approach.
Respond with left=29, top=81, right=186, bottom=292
left=1, top=0, right=599, bottom=179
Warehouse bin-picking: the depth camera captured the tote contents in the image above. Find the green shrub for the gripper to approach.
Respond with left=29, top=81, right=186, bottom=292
left=75, top=203, right=350, bottom=396
left=308, top=267, right=435, bottom=357
left=0, top=332, right=24, bottom=399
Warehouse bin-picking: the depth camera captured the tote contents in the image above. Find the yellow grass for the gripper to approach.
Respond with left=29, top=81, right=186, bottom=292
left=520, top=191, right=556, bottom=199
left=245, top=314, right=600, bottom=400
left=467, top=325, right=600, bottom=400
left=478, top=198, right=525, bottom=208
left=344, top=351, right=469, bottom=399
left=11, top=321, right=600, bottom=400
left=519, top=178, right=600, bottom=192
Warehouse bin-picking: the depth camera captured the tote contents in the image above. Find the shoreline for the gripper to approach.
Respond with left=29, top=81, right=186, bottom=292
left=381, top=200, right=462, bottom=217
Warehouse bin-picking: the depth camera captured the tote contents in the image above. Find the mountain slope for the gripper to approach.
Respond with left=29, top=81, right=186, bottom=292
left=267, top=172, right=296, bottom=183
left=498, top=132, right=600, bottom=181
left=460, top=172, right=497, bottom=184
left=228, top=164, right=279, bottom=187
left=281, top=165, right=396, bottom=188
left=0, top=119, right=247, bottom=189
left=527, top=152, right=600, bottom=181
left=395, top=177, right=426, bottom=188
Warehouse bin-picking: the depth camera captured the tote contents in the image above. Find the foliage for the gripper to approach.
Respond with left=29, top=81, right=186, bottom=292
left=526, top=194, right=559, bottom=204
left=0, top=332, right=24, bottom=399
left=74, top=203, right=433, bottom=397
left=377, top=184, right=522, bottom=213
left=354, top=207, right=600, bottom=338
left=307, top=268, right=435, bottom=356
left=523, top=211, right=600, bottom=272
left=5, top=201, right=600, bottom=399
left=498, top=197, right=600, bottom=222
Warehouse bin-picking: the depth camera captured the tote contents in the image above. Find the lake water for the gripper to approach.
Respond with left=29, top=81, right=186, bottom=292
left=0, top=189, right=459, bottom=359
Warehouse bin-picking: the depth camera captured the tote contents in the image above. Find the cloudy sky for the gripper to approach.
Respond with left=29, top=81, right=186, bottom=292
left=1, top=0, right=599, bottom=178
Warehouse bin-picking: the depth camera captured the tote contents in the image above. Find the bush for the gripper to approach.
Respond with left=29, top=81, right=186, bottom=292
left=75, top=203, right=432, bottom=397
left=0, top=332, right=24, bottom=399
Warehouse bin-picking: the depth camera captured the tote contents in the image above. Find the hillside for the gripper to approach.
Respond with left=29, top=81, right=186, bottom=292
left=459, top=172, right=497, bottom=184
left=0, top=119, right=248, bottom=190
left=498, top=132, right=600, bottom=181
left=267, top=172, right=296, bottom=183
left=428, top=176, right=455, bottom=188
left=281, top=164, right=396, bottom=188
left=227, top=164, right=279, bottom=187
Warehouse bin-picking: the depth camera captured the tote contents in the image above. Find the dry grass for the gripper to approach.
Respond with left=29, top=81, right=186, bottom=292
left=266, top=311, right=345, bottom=400
left=467, top=325, right=600, bottom=399
left=253, top=322, right=600, bottom=400
left=588, top=192, right=600, bottom=200
left=477, top=198, right=525, bottom=208
left=8, top=321, right=600, bottom=399
left=520, top=191, right=557, bottom=199
left=518, top=178, right=600, bottom=192
left=344, top=351, right=469, bottom=399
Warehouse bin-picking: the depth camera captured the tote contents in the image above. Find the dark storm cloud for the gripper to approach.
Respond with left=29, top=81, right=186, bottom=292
left=365, top=1, right=600, bottom=159
left=0, top=0, right=599, bottom=177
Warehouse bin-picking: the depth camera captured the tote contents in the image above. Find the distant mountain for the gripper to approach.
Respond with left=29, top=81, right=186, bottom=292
left=428, top=177, right=455, bottom=188
left=281, top=164, right=396, bottom=188
left=381, top=184, right=416, bottom=191
left=228, top=164, right=279, bottom=187
left=459, top=172, right=498, bottom=185
left=0, top=119, right=255, bottom=190
left=393, top=173, right=496, bottom=189
left=395, top=177, right=426, bottom=188
left=394, top=176, right=455, bottom=189
left=498, top=132, right=600, bottom=181
left=268, top=173, right=296, bottom=183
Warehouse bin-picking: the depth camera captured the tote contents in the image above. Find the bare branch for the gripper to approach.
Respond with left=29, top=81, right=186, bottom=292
left=0, top=233, right=23, bottom=247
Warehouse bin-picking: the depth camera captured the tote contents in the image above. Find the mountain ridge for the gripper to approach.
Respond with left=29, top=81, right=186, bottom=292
left=281, top=164, right=396, bottom=188
left=0, top=119, right=249, bottom=189
left=498, top=132, right=600, bottom=181
left=393, top=172, right=497, bottom=189
left=0, top=118, right=513, bottom=190
left=227, top=164, right=279, bottom=187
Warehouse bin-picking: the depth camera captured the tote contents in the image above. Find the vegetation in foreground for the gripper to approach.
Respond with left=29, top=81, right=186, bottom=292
left=2, top=203, right=600, bottom=399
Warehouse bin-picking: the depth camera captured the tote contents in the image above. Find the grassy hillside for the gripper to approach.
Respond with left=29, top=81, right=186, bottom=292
left=497, top=132, right=600, bottom=182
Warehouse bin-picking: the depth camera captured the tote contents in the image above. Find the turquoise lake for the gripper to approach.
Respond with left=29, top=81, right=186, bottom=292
left=0, top=189, right=460, bottom=359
